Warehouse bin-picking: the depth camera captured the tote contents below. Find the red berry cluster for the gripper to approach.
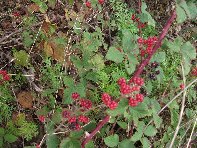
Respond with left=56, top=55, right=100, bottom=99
left=71, top=92, right=80, bottom=100
left=101, top=93, right=118, bottom=110
left=180, top=83, right=185, bottom=90
left=0, top=70, right=10, bottom=84
left=85, top=1, right=91, bottom=8
left=78, top=115, right=89, bottom=123
left=80, top=99, right=92, bottom=109
left=137, top=36, right=158, bottom=57
left=62, top=110, right=71, bottom=118
left=191, top=67, right=197, bottom=76
left=98, top=0, right=104, bottom=5
left=131, top=14, right=146, bottom=29
left=117, top=77, right=145, bottom=107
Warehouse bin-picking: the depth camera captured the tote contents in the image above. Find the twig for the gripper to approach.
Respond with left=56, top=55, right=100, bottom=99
left=81, top=116, right=110, bottom=148
left=186, top=117, right=197, bottom=148
left=169, top=63, right=187, bottom=148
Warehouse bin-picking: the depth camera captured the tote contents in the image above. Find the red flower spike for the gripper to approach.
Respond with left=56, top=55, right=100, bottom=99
left=131, top=85, right=141, bottom=92
left=130, top=77, right=144, bottom=86
left=120, top=84, right=132, bottom=94
left=71, top=92, right=80, bottom=99
left=135, top=94, right=144, bottom=102
left=108, top=101, right=118, bottom=110
left=129, top=98, right=138, bottom=107
left=98, top=0, right=104, bottom=5
left=38, top=115, right=45, bottom=123
left=86, top=1, right=91, bottom=8
left=78, top=115, right=89, bottom=123
left=180, top=84, right=185, bottom=90
left=80, top=99, right=92, bottom=109
left=68, top=116, right=77, bottom=123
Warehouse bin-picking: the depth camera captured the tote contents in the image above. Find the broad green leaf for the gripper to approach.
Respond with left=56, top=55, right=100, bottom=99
left=188, top=2, right=197, bottom=19
left=179, top=1, right=191, bottom=18
left=85, top=140, right=95, bottom=148
left=152, top=109, right=162, bottom=128
left=131, top=121, right=145, bottom=142
left=146, top=81, right=152, bottom=94
left=46, top=122, right=59, bottom=148
left=122, top=30, right=137, bottom=53
left=13, top=50, right=29, bottom=66
left=182, top=55, right=191, bottom=75
left=176, top=5, right=187, bottom=23
left=75, top=82, right=86, bottom=98
left=106, top=47, right=124, bottom=63
left=60, top=138, right=70, bottom=148
left=181, top=42, right=196, bottom=59
left=107, top=99, right=128, bottom=116
left=170, top=109, right=179, bottom=128
left=83, top=121, right=96, bottom=132
left=0, top=128, right=5, bottom=136
left=70, top=130, right=84, bottom=138
left=0, top=138, right=3, bottom=147
left=129, top=101, right=150, bottom=124
left=4, top=134, right=17, bottom=143
left=141, top=137, right=151, bottom=148
left=51, top=110, right=61, bottom=124
left=104, top=134, right=119, bottom=147
left=119, top=139, right=135, bottom=148
left=144, top=125, right=157, bottom=137
left=125, top=53, right=138, bottom=75
left=88, top=54, right=105, bottom=71
left=151, top=52, right=166, bottom=63
left=167, top=37, right=183, bottom=53
left=117, top=121, right=127, bottom=129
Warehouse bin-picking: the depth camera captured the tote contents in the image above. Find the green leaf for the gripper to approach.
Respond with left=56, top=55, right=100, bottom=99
left=170, top=109, right=179, bottom=128
left=167, top=37, right=183, bottom=53
left=104, top=134, right=119, bottom=147
left=83, top=121, right=96, bottom=132
left=152, top=109, right=162, bottom=128
left=117, top=121, right=127, bottom=129
left=146, top=81, right=152, bottom=94
left=119, top=139, right=135, bottom=148
left=188, top=2, right=197, bottom=19
left=107, top=99, right=128, bottom=116
left=46, top=122, right=59, bottom=148
left=0, top=128, right=5, bottom=136
left=0, top=137, right=3, bottom=147
left=151, top=52, right=166, bottom=63
left=13, top=50, right=29, bottom=66
left=181, top=42, right=196, bottom=59
left=131, top=121, right=145, bottom=142
left=4, top=134, right=17, bottom=143
left=141, top=137, right=151, bottom=148
left=88, top=54, right=105, bottom=71
left=144, top=125, right=157, bottom=137
left=179, top=1, right=191, bottom=18
left=70, top=130, right=84, bottom=139
left=106, top=47, right=124, bottom=63
left=85, top=140, right=95, bottom=148
left=125, top=53, right=138, bottom=75
left=176, top=5, right=187, bottom=23
left=122, top=30, right=137, bottom=53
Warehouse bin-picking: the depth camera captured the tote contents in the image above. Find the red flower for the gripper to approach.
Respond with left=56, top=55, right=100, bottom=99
left=71, top=92, right=80, bottom=100
left=191, top=67, right=197, bottom=76
left=36, top=144, right=40, bottom=148
left=180, top=84, right=185, bottom=90
left=38, top=115, right=45, bottom=123
left=12, top=12, right=20, bottom=17
left=80, top=99, right=92, bottom=109
left=3, top=75, right=10, bottom=81
left=78, top=115, right=89, bottom=123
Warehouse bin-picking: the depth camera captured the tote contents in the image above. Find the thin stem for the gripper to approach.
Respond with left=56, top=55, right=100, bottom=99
left=186, top=118, right=197, bottom=148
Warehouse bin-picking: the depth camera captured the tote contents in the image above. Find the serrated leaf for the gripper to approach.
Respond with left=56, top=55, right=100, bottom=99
left=152, top=109, right=162, bottom=128
left=14, top=50, right=29, bottom=66
left=176, top=5, right=187, bottom=23
left=117, top=121, right=127, bottom=129
left=131, top=121, right=145, bottom=142
left=4, top=134, right=17, bottom=143
left=179, top=1, right=191, bottom=18
left=85, top=140, right=95, bottom=148
left=119, top=139, right=135, bottom=148
left=151, top=52, right=166, bottom=63
left=146, top=81, right=152, bottom=94
left=181, top=42, right=196, bottom=59
left=46, top=122, right=59, bottom=148
left=122, top=30, right=137, bottom=53
left=70, top=130, right=83, bottom=138
left=125, top=53, right=138, bottom=75
left=188, top=2, right=197, bottom=19
left=170, top=109, right=179, bottom=128
left=107, top=99, right=128, bottom=116
left=167, top=37, right=182, bottom=53
left=141, top=137, right=151, bottom=148
left=0, top=138, right=3, bottom=147
left=144, top=125, right=157, bottom=137
left=106, top=47, right=124, bottom=63
left=104, top=134, right=119, bottom=147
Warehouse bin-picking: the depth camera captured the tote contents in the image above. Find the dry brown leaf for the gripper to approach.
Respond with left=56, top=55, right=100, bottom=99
left=27, top=4, right=40, bottom=12
left=17, top=91, right=34, bottom=109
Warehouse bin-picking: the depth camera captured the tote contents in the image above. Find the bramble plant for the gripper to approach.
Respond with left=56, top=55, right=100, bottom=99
left=0, top=0, right=197, bottom=147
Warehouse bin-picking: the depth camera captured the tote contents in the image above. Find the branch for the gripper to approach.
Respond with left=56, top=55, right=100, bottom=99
left=81, top=10, right=177, bottom=148
left=81, top=116, right=110, bottom=148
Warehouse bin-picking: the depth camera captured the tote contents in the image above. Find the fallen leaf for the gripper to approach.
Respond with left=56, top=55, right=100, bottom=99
left=17, top=91, right=34, bottom=109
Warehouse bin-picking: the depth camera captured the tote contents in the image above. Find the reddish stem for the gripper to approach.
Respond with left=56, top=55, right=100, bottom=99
left=81, top=116, right=110, bottom=148
left=81, top=10, right=176, bottom=148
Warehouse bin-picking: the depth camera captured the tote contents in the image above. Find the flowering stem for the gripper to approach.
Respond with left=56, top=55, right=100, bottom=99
left=81, top=10, right=177, bottom=148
